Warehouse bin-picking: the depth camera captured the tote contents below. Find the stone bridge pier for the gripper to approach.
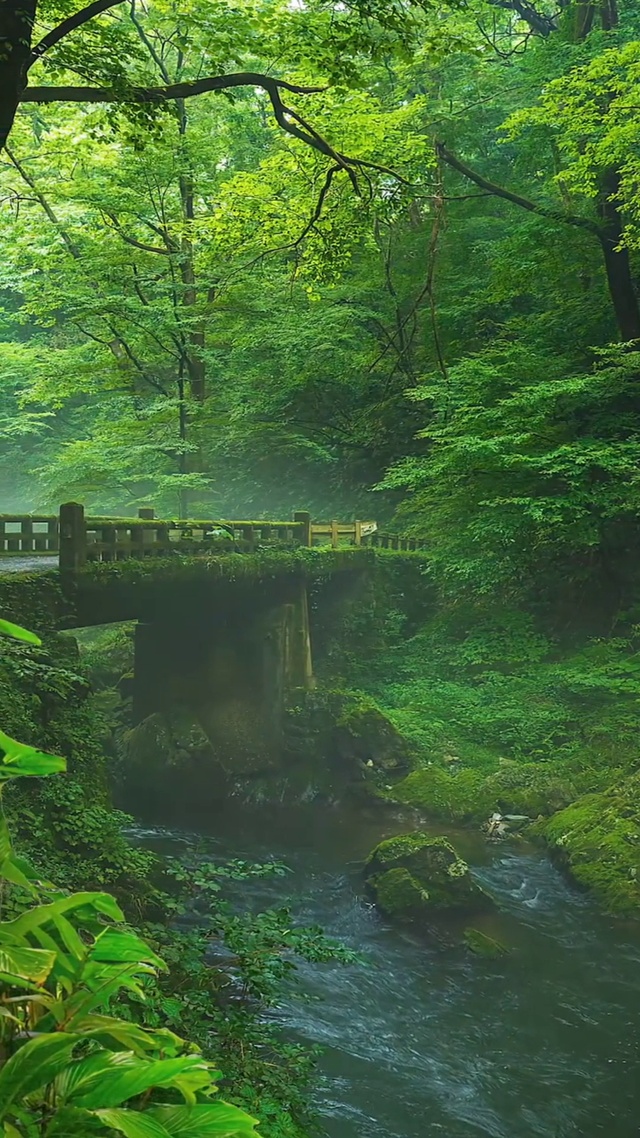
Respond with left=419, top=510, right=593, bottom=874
left=131, top=577, right=314, bottom=773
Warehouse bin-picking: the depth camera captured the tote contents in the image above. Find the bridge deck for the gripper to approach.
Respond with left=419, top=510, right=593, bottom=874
left=0, top=556, right=59, bottom=574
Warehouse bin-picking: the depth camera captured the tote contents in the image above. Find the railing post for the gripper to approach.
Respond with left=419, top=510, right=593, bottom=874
left=241, top=524, right=256, bottom=550
left=48, top=518, right=59, bottom=552
left=294, top=511, right=312, bottom=547
left=59, top=502, right=86, bottom=573
left=20, top=519, right=33, bottom=553
left=354, top=520, right=362, bottom=546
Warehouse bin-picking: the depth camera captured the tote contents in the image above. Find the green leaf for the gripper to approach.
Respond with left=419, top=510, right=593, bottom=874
left=64, top=1014, right=181, bottom=1056
left=0, top=943, right=56, bottom=985
left=0, top=620, right=41, bottom=646
left=59, top=962, right=155, bottom=1019
left=44, top=1105, right=105, bottom=1136
left=0, top=854, right=40, bottom=895
left=63, top=1052, right=213, bottom=1109
left=0, top=1034, right=79, bottom=1121
left=0, top=732, right=66, bottom=780
left=0, top=892, right=125, bottom=987
left=93, top=1110, right=172, bottom=1138
left=90, top=927, right=165, bottom=970
left=3, top=892, right=123, bottom=944
left=0, top=811, right=10, bottom=864
left=149, top=1104, right=260, bottom=1136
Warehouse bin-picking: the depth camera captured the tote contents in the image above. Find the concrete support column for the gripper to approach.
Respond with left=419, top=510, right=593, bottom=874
left=287, top=580, right=314, bottom=691
left=132, top=621, right=169, bottom=723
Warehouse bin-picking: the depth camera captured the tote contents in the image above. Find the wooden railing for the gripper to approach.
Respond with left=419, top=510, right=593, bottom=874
left=0, top=505, right=427, bottom=569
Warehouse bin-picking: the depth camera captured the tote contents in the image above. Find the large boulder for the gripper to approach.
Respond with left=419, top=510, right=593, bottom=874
left=365, top=831, right=494, bottom=920
left=119, top=708, right=219, bottom=813
left=533, top=773, right=640, bottom=914
left=284, top=688, right=413, bottom=792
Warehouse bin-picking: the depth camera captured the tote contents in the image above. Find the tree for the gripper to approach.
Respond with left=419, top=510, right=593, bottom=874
left=0, top=0, right=433, bottom=160
left=0, top=1, right=434, bottom=516
left=436, top=0, right=640, bottom=340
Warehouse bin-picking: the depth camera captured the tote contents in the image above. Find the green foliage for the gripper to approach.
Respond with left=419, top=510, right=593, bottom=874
left=0, top=619, right=358, bottom=1136
left=0, top=621, right=41, bottom=646
left=0, top=628, right=154, bottom=897
left=534, top=773, right=640, bottom=913
left=0, top=623, right=259, bottom=1137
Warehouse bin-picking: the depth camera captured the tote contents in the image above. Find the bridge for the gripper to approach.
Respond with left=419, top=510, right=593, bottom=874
left=0, top=504, right=425, bottom=568
left=0, top=504, right=426, bottom=775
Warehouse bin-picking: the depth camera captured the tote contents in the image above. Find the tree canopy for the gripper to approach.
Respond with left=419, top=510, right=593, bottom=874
left=1, top=0, right=640, bottom=581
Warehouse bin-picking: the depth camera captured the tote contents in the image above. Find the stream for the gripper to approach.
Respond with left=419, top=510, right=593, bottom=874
left=130, top=800, right=640, bottom=1138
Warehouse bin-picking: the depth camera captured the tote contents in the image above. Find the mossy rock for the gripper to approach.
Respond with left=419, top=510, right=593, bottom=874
left=335, top=701, right=412, bottom=773
left=463, top=928, right=508, bottom=959
left=533, top=774, right=640, bottom=914
left=374, top=867, right=431, bottom=917
left=365, top=831, right=493, bottom=918
left=390, top=761, right=577, bottom=822
left=285, top=688, right=413, bottom=782
left=122, top=709, right=212, bottom=774
left=390, top=767, right=489, bottom=820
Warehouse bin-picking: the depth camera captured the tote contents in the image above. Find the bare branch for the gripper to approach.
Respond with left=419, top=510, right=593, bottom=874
left=102, top=210, right=171, bottom=254
left=436, top=142, right=603, bottom=237
left=486, top=0, right=557, bottom=36
left=22, top=72, right=326, bottom=104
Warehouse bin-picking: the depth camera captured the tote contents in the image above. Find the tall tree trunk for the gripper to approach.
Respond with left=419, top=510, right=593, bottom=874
left=177, top=98, right=205, bottom=402
left=573, top=0, right=640, bottom=340
left=0, top=1, right=36, bottom=151
left=175, top=98, right=204, bottom=516
left=597, top=171, right=640, bottom=342
left=177, top=357, right=189, bottom=519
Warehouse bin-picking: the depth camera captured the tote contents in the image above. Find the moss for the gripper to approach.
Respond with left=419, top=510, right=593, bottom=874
left=390, top=761, right=578, bottom=822
left=390, top=767, right=489, bottom=820
left=463, top=928, right=508, bottom=958
left=373, top=867, right=431, bottom=918
left=366, top=830, right=493, bottom=914
left=285, top=687, right=413, bottom=786
left=367, top=832, right=435, bottom=866
left=533, top=774, right=640, bottom=914
left=0, top=571, right=68, bottom=635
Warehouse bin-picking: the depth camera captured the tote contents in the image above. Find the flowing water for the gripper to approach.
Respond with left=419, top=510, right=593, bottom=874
left=130, top=800, right=640, bottom=1138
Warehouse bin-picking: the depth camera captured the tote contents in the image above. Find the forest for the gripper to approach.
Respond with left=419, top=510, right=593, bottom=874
left=1, top=0, right=640, bottom=1136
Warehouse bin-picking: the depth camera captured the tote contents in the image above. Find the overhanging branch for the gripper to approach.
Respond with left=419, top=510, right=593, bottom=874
left=29, top=0, right=125, bottom=68
left=21, top=73, right=326, bottom=103
left=20, top=73, right=419, bottom=190
left=436, top=142, right=603, bottom=237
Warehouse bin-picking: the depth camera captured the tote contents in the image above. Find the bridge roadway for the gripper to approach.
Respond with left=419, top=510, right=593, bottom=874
left=0, top=556, right=58, bottom=573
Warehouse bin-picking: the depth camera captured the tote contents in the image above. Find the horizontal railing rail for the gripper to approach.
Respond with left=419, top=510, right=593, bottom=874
left=0, top=505, right=427, bottom=567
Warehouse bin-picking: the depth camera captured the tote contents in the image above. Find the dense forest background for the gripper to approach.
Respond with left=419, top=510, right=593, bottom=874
left=2, top=0, right=638, bottom=526
left=3, top=0, right=640, bottom=761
